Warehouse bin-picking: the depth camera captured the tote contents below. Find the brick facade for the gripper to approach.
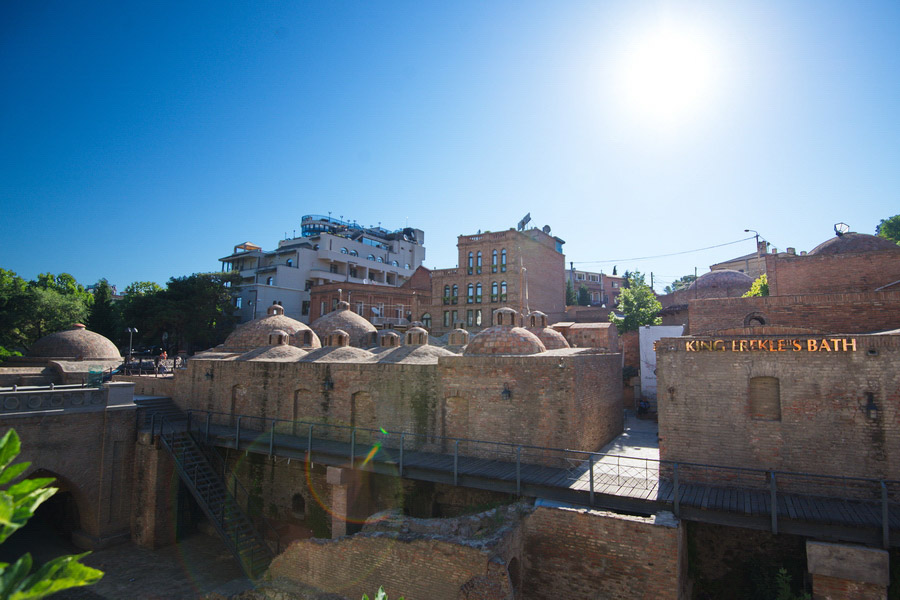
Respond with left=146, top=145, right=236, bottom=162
left=766, top=245, right=900, bottom=297
left=309, top=266, right=433, bottom=326
left=430, top=229, right=565, bottom=336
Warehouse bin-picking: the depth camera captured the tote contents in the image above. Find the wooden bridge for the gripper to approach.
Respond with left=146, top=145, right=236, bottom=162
left=150, top=408, right=900, bottom=550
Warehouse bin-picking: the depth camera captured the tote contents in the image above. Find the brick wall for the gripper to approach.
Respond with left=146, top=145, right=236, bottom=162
left=687, top=291, right=900, bottom=335
left=810, top=575, right=884, bottom=599
left=767, top=248, right=900, bottom=296
left=656, top=334, right=900, bottom=481
left=522, top=506, right=686, bottom=600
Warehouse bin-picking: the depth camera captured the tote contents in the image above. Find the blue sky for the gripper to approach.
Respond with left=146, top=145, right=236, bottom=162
left=1, top=1, right=898, bottom=293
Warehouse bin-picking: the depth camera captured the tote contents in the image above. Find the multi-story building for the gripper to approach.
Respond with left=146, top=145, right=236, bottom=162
left=429, top=226, right=566, bottom=335
left=566, top=268, right=624, bottom=307
left=219, top=215, right=425, bottom=323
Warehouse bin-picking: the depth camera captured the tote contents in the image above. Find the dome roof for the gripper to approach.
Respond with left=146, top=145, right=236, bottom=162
left=372, top=344, right=456, bottom=364
left=300, top=346, right=374, bottom=363
left=465, top=326, right=546, bottom=355
left=808, top=233, right=900, bottom=255
left=28, top=324, right=120, bottom=360
left=237, top=345, right=307, bottom=362
left=311, top=301, right=377, bottom=347
left=224, top=304, right=321, bottom=350
left=688, top=270, right=754, bottom=289
left=526, top=326, right=570, bottom=350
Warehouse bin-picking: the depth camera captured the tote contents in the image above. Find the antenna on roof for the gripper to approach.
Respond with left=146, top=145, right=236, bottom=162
left=834, top=222, right=850, bottom=237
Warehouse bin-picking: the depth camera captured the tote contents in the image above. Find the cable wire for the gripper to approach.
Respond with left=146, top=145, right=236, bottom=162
left=573, top=236, right=755, bottom=265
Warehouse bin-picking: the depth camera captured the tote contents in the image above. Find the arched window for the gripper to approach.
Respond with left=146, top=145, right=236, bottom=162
left=500, top=249, right=507, bottom=272
left=286, top=258, right=293, bottom=267
left=340, top=247, right=348, bottom=254
left=350, top=249, right=358, bottom=257
left=492, top=250, right=498, bottom=272
left=467, top=252, right=474, bottom=274
left=405, top=263, right=410, bottom=269
left=451, top=284, right=458, bottom=304
left=475, top=283, right=482, bottom=303
left=476, top=251, right=482, bottom=273
left=377, top=256, right=384, bottom=263
left=368, top=254, right=376, bottom=261
left=422, top=313, right=432, bottom=329
left=491, top=282, right=498, bottom=302
left=467, top=283, right=474, bottom=304
left=266, top=277, right=273, bottom=285
left=443, top=285, right=451, bottom=305
left=391, top=260, right=399, bottom=267
left=500, top=281, right=507, bottom=301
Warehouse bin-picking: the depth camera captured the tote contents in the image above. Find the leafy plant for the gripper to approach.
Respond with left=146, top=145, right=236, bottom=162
left=774, top=568, right=811, bottom=600
left=609, top=271, right=662, bottom=333
left=876, top=214, right=900, bottom=245
left=0, top=429, right=103, bottom=599
left=362, top=586, right=403, bottom=600
left=743, top=273, right=769, bottom=298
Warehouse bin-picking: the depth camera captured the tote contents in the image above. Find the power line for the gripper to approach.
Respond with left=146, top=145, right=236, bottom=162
left=573, top=236, right=755, bottom=265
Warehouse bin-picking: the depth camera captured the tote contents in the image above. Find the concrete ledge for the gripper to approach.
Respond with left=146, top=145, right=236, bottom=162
left=806, top=541, right=889, bottom=586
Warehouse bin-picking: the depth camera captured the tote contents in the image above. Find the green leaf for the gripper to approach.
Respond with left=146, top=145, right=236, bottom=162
left=0, top=430, right=21, bottom=473
left=0, top=463, right=29, bottom=486
left=0, top=553, right=33, bottom=596
left=9, top=553, right=102, bottom=600
left=7, top=479, right=54, bottom=500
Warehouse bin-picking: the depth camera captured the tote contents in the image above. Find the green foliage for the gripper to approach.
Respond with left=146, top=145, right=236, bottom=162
left=876, top=214, right=900, bottom=245
left=565, top=279, right=576, bottom=306
left=774, top=568, right=811, bottom=600
left=0, top=270, right=29, bottom=350
left=362, top=587, right=403, bottom=600
left=87, top=279, right=122, bottom=345
left=663, top=274, right=697, bottom=294
left=743, top=273, right=769, bottom=297
left=0, top=429, right=103, bottom=599
left=0, top=347, right=23, bottom=366
left=609, top=271, right=662, bottom=333
left=577, top=284, right=590, bottom=306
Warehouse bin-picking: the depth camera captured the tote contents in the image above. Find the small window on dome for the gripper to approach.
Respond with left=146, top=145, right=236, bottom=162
left=350, top=249, right=358, bottom=257
left=340, top=247, right=348, bottom=254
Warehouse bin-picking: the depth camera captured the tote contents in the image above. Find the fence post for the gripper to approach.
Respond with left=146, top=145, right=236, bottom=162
left=589, top=454, right=595, bottom=506
left=454, top=440, right=459, bottom=486
left=235, top=416, right=242, bottom=450
left=516, top=446, right=522, bottom=496
left=769, top=471, right=778, bottom=534
left=673, top=463, right=680, bottom=517
left=882, top=481, right=890, bottom=549
left=205, top=412, right=211, bottom=443
left=269, top=420, right=275, bottom=458
left=350, top=428, right=356, bottom=468
left=399, top=433, right=405, bottom=476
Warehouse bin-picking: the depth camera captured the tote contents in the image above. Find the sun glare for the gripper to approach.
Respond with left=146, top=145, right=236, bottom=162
left=616, top=20, right=720, bottom=129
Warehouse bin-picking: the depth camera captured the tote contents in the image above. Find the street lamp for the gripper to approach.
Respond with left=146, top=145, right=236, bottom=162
left=126, top=327, right=138, bottom=370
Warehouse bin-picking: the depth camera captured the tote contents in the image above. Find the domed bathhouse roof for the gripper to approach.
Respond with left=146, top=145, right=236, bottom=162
left=224, top=304, right=321, bottom=351
left=808, top=232, right=900, bottom=256
left=684, top=270, right=754, bottom=299
left=524, top=311, right=570, bottom=350
left=311, top=301, right=377, bottom=348
left=464, top=308, right=547, bottom=356
left=236, top=329, right=308, bottom=362
left=28, top=324, right=121, bottom=360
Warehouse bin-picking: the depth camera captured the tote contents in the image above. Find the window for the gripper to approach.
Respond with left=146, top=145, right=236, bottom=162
left=224, top=281, right=231, bottom=288
left=443, top=311, right=451, bottom=327
left=305, top=280, right=314, bottom=291
left=356, top=302, right=364, bottom=314
left=301, top=301, right=310, bottom=316
left=475, top=283, right=482, bottom=303
left=476, top=251, right=482, bottom=274
left=443, top=285, right=451, bottom=305
left=576, top=273, right=585, bottom=281
left=749, top=377, right=781, bottom=421
left=391, top=260, right=399, bottom=267
left=491, top=282, right=498, bottom=302
left=491, top=250, right=498, bottom=273
left=329, top=264, right=338, bottom=274
left=422, top=313, right=432, bottom=329
left=500, top=249, right=507, bottom=272
left=377, top=256, right=384, bottom=263
left=467, top=309, right=474, bottom=326
left=590, top=274, right=598, bottom=282
left=349, top=267, right=358, bottom=278
left=451, top=284, right=459, bottom=304
left=405, top=263, right=410, bottom=269
left=467, top=252, right=474, bottom=275
left=320, top=301, right=326, bottom=315
left=340, top=247, right=349, bottom=254
left=451, top=310, right=458, bottom=325
left=350, top=249, right=358, bottom=257
left=500, top=281, right=507, bottom=301
left=612, top=282, right=619, bottom=288
left=475, top=309, right=482, bottom=326
left=235, top=297, right=242, bottom=309
left=467, top=283, right=474, bottom=304
left=287, top=259, right=293, bottom=267
left=368, top=254, right=376, bottom=261
left=331, top=298, right=338, bottom=310
left=266, top=276, right=273, bottom=285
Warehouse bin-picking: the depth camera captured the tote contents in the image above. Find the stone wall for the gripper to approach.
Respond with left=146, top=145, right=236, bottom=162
left=522, top=506, right=686, bottom=600
left=656, top=334, right=900, bottom=481
left=766, top=248, right=900, bottom=296
left=687, top=291, right=900, bottom=335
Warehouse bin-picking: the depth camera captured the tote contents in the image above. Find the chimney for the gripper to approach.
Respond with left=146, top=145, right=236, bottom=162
left=787, top=247, right=796, bottom=255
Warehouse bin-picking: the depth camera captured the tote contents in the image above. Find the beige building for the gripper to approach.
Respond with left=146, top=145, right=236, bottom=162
left=429, top=227, right=566, bottom=335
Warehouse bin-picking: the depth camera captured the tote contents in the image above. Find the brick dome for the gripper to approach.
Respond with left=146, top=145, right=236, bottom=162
left=524, top=311, right=569, bottom=350
left=685, top=270, right=753, bottom=299
left=28, top=324, right=121, bottom=359
left=464, top=308, right=546, bottom=356
left=311, top=301, right=377, bottom=348
left=224, top=304, right=321, bottom=350
left=808, top=233, right=900, bottom=255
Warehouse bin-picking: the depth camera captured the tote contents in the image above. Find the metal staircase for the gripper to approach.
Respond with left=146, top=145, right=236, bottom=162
left=137, top=399, right=280, bottom=579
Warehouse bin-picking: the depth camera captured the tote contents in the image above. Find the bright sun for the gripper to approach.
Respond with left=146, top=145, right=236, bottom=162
left=616, top=20, right=720, bottom=129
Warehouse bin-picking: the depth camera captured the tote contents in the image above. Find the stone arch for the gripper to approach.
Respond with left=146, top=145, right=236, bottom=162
left=23, top=469, right=90, bottom=545
left=743, top=312, right=768, bottom=327
left=291, top=492, right=307, bottom=518
left=507, top=556, right=521, bottom=594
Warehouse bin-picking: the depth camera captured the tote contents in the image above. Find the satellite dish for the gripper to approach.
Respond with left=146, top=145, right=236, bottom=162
left=834, top=222, right=850, bottom=236
left=363, top=278, right=369, bottom=284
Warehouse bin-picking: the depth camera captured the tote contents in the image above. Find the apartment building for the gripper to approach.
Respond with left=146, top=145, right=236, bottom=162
left=219, top=215, right=425, bottom=323
left=566, top=269, right=625, bottom=307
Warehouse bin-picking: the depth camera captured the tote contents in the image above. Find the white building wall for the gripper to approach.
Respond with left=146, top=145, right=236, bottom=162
left=639, top=325, right=684, bottom=400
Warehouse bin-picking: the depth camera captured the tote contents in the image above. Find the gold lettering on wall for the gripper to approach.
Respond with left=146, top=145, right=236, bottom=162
left=684, top=338, right=858, bottom=352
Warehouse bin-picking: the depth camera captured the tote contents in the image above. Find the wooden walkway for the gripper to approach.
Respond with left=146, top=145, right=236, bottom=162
left=190, top=422, right=900, bottom=548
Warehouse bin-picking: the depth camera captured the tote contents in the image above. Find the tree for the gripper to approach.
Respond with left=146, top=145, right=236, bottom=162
left=743, top=273, right=769, bottom=297
left=663, top=274, right=697, bottom=294
left=609, top=271, right=662, bottom=333
left=876, top=214, right=900, bottom=245
left=0, top=269, right=29, bottom=351
left=565, top=279, right=576, bottom=306
left=21, top=286, right=90, bottom=343
left=87, top=279, right=122, bottom=345
left=577, top=284, right=590, bottom=306
left=0, top=429, right=103, bottom=598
